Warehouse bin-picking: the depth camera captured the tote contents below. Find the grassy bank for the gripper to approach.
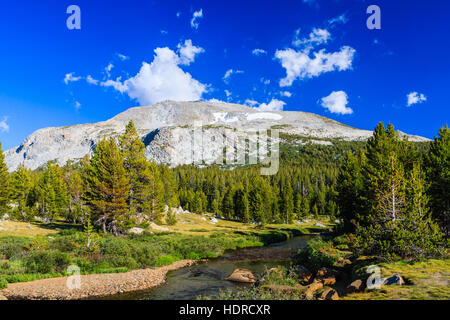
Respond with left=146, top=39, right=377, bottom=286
left=0, top=215, right=326, bottom=289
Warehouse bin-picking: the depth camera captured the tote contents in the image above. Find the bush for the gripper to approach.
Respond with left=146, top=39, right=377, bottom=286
left=294, top=237, right=343, bottom=273
left=0, top=237, right=29, bottom=260
left=0, top=276, right=7, bottom=289
left=24, top=250, right=71, bottom=274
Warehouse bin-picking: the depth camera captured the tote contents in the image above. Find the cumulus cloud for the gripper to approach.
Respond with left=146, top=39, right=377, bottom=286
left=275, top=46, right=355, bottom=87
left=407, top=92, right=427, bottom=107
left=293, top=28, right=331, bottom=48
left=255, top=99, right=286, bottom=111
left=0, top=116, right=9, bottom=133
left=252, top=48, right=267, bottom=56
left=101, top=43, right=207, bottom=106
left=320, top=91, right=353, bottom=115
left=223, top=69, right=244, bottom=83
left=280, top=91, right=292, bottom=97
left=191, top=9, right=203, bottom=29
left=64, top=73, right=81, bottom=85
left=177, top=39, right=205, bottom=65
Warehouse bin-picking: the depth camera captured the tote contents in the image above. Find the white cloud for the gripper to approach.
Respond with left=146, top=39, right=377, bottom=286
left=0, top=116, right=9, bottom=133
left=245, top=99, right=259, bottom=107
left=407, top=92, right=427, bottom=107
left=208, top=98, right=227, bottom=104
left=101, top=44, right=207, bottom=106
left=86, top=75, right=99, bottom=85
left=116, top=53, right=129, bottom=61
left=292, top=28, right=331, bottom=48
left=64, top=73, right=81, bottom=85
left=105, top=63, right=114, bottom=77
left=160, top=30, right=168, bottom=35
left=280, top=91, right=292, bottom=97
left=320, top=91, right=353, bottom=115
left=328, top=14, right=348, bottom=26
left=177, top=39, right=205, bottom=65
left=223, top=69, right=244, bottom=83
left=275, top=46, right=355, bottom=87
left=75, top=101, right=81, bottom=110
left=191, top=9, right=203, bottom=29
left=255, top=99, right=286, bottom=111
left=252, top=48, right=267, bottom=56
left=260, top=78, right=270, bottom=85
left=176, top=12, right=181, bottom=18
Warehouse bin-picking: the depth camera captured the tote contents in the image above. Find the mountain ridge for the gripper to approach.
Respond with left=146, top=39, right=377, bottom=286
left=4, top=100, right=430, bottom=171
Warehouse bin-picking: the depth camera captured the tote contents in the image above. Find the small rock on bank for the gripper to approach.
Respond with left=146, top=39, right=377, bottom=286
left=225, top=269, right=257, bottom=283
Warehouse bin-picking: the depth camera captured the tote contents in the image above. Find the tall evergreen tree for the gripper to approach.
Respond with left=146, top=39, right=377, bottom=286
left=425, top=125, right=450, bottom=237
left=36, top=162, right=69, bottom=222
left=0, top=142, right=9, bottom=215
left=10, top=163, right=32, bottom=221
left=83, top=138, right=130, bottom=235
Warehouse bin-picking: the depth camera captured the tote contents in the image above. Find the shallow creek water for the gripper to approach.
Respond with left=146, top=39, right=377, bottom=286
left=102, top=235, right=313, bottom=300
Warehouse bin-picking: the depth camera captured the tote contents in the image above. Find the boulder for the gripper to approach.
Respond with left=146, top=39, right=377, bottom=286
left=321, top=277, right=337, bottom=286
left=201, top=217, right=207, bottom=221
left=296, top=265, right=312, bottom=284
left=337, top=257, right=352, bottom=266
left=314, top=223, right=326, bottom=228
left=346, top=279, right=364, bottom=293
left=0, top=294, right=7, bottom=300
left=26, top=225, right=33, bottom=229
left=149, top=222, right=169, bottom=232
left=316, top=267, right=338, bottom=278
left=210, top=217, right=219, bottom=223
left=320, top=288, right=339, bottom=300
left=127, top=227, right=146, bottom=235
left=383, top=274, right=405, bottom=286
left=225, top=268, right=257, bottom=283
left=306, top=279, right=324, bottom=292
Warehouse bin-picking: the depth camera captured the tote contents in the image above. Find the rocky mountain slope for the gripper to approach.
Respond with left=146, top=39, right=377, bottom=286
left=4, top=100, right=429, bottom=171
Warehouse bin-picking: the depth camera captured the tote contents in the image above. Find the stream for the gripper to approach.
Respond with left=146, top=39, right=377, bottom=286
left=103, top=235, right=313, bottom=300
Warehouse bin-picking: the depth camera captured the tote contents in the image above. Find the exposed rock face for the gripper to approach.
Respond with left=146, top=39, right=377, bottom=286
left=5, top=100, right=430, bottom=171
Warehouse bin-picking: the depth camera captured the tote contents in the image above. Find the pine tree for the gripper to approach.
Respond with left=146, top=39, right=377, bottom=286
left=280, top=179, right=294, bottom=223
left=36, top=162, right=69, bottom=222
left=147, top=161, right=164, bottom=222
left=425, top=125, right=450, bottom=237
left=336, top=151, right=363, bottom=231
left=222, top=187, right=235, bottom=219
left=63, top=162, right=83, bottom=223
left=83, top=138, right=130, bottom=235
left=119, top=120, right=162, bottom=224
left=0, top=142, right=10, bottom=215
left=10, top=163, right=33, bottom=221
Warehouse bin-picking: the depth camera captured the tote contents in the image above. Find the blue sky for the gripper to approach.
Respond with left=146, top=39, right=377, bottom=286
left=0, top=0, right=449, bottom=149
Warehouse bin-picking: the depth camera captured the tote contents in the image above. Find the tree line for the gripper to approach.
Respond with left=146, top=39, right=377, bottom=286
left=0, top=121, right=448, bottom=256
left=336, top=123, right=449, bottom=259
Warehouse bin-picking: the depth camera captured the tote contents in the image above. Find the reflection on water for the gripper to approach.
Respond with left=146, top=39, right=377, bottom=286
left=101, top=236, right=312, bottom=300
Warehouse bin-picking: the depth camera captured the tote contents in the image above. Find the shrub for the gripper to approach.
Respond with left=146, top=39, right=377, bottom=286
left=0, top=237, right=29, bottom=260
left=0, top=276, right=7, bottom=289
left=24, top=250, right=71, bottom=274
left=294, top=237, right=343, bottom=272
